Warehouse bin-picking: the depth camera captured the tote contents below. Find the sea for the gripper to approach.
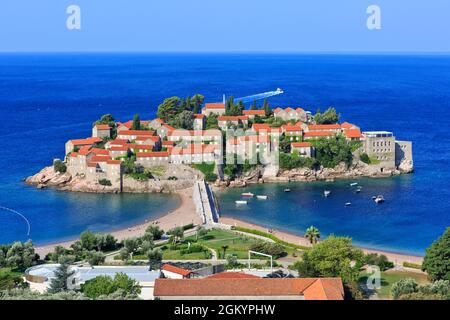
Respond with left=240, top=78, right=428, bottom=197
left=0, top=53, right=449, bottom=255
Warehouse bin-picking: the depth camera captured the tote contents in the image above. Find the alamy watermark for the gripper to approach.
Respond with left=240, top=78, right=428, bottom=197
left=66, top=5, right=81, bottom=30
left=367, top=5, right=382, bottom=30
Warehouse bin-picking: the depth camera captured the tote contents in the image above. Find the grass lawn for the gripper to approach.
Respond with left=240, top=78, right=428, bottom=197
left=359, top=270, right=429, bottom=300
left=190, top=229, right=267, bottom=259
left=192, top=163, right=215, bottom=175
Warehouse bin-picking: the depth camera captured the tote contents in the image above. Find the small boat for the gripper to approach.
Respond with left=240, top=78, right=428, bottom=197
left=374, top=195, right=385, bottom=204
left=241, top=192, right=254, bottom=197
left=371, top=196, right=377, bottom=200
left=235, top=200, right=248, bottom=205
left=284, top=188, right=291, bottom=192
left=324, top=190, right=331, bottom=197
left=355, top=187, right=362, bottom=193
left=345, top=202, right=352, bottom=207
left=350, top=182, right=358, bottom=187
left=257, top=195, right=268, bottom=200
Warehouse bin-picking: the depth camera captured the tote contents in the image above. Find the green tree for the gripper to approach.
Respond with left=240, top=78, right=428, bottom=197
left=157, top=96, right=181, bottom=122
left=263, top=99, right=271, bottom=117
left=86, top=251, right=105, bottom=266
left=196, top=226, right=208, bottom=241
left=145, top=225, right=164, bottom=241
left=312, top=135, right=353, bottom=168
left=0, top=269, right=28, bottom=290
left=170, top=227, right=184, bottom=245
left=221, top=245, right=229, bottom=259
left=205, top=114, right=219, bottom=129
left=147, top=248, right=163, bottom=271
left=80, top=231, right=97, bottom=251
left=122, top=237, right=141, bottom=260
left=48, top=261, right=75, bottom=294
left=292, top=236, right=364, bottom=283
left=53, top=160, right=67, bottom=173
left=422, top=227, right=450, bottom=281
left=80, top=275, right=115, bottom=299
left=132, top=114, right=141, bottom=130
left=171, top=110, right=194, bottom=130
left=3, top=240, right=39, bottom=271
left=391, top=278, right=418, bottom=299
left=304, top=226, right=321, bottom=244
left=250, top=100, right=257, bottom=110
left=314, top=107, right=340, bottom=124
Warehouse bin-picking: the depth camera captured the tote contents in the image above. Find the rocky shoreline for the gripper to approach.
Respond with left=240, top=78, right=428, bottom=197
left=26, top=159, right=413, bottom=193
left=215, top=160, right=413, bottom=188
left=25, top=166, right=197, bottom=194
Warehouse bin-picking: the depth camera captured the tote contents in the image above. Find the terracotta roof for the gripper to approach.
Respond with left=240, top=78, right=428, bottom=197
left=304, top=131, right=336, bottom=138
left=161, top=264, right=192, bottom=276
left=194, top=114, right=205, bottom=119
left=106, top=160, right=122, bottom=165
left=136, top=136, right=160, bottom=142
left=239, top=135, right=270, bottom=143
left=162, top=124, right=176, bottom=131
left=282, top=125, right=303, bottom=132
left=90, top=155, right=111, bottom=163
left=243, top=110, right=265, bottom=116
left=109, top=146, right=129, bottom=151
left=218, top=115, right=249, bottom=121
left=344, top=129, right=362, bottom=138
left=207, top=272, right=259, bottom=279
left=94, top=124, right=111, bottom=130
left=168, top=129, right=222, bottom=137
left=154, top=278, right=344, bottom=300
left=273, top=107, right=283, bottom=113
left=127, top=144, right=154, bottom=150
left=77, top=146, right=91, bottom=156
left=307, top=124, right=341, bottom=131
left=252, top=123, right=270, bottom=131
left=70, top=152, right=78, bottom=158
left=118, top=130, right=155, bottom=136
left=153, top=118, right=164, bottom=123
left=340, top=122, right=356, bottom=129
left=204, top=103, right=225, bottom=109
left=162, top=141, right=174, bottom=146
left=292, top=142, right=312, bottom=148
left=136, top=151, right=169, bottom=158
left=108, top=139, right=128, bottom=146
left=90, top=148, right=109, bottom=155
left=296, top=107, right=305, bottom=112
left=120, top=120, right=150, bottom=129
left=69, top=137, right=102, bottom=146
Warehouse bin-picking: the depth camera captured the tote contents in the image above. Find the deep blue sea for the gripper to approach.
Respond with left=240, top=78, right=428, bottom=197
left=0, top=54, right=449, bottom=254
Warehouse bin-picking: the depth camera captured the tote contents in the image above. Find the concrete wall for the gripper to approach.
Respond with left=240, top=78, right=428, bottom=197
left=395, top=140, right=413, bottom=166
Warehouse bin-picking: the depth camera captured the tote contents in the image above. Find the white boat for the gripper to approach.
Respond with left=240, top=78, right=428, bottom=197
left=355, top=187, right=362, bottom=193
left=257, top=195, right=268, bottom=200
left=284, top=188, right=291, bottom=192
left=345, top=202, right=352, bottom=206
left=235, top=200, right=248, bottom=205
left=350, top=182, right=358, bottom=187
left=324, top=190, right=331, bottom=197
left=241, top=192, right=254, bottom=197
left=374, top=195, right=385, bottom=204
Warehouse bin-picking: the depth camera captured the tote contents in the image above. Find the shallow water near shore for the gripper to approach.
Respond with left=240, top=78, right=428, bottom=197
left=218, top=175, right=447, bottom=256
left=0, top=53, right=449, bottom=251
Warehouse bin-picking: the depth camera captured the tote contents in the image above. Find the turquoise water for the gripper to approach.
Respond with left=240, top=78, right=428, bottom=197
left=0, top=54, right=449, bottom=253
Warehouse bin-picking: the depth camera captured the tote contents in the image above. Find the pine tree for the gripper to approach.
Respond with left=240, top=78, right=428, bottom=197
left=236, top=100, right=244, bottom=115
left=250, top=100, right=257, bottom=110
left=48, top=261, right=75, bottom=293
left=132, top=114, right=141, bottom=130
left=263, top=99, right=271, bottom=117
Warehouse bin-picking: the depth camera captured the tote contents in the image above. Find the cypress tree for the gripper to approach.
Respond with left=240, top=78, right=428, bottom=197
left=132, top=114, right=141, bottom=130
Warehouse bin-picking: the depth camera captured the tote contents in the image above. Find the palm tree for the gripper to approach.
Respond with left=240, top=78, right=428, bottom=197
left=305, top=226, right=321, bottom=245
left=221, top=245, right=229, bottom=259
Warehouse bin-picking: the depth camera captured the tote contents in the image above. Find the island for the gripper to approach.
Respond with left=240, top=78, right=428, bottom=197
left=25, top=94, right=414, bottom=193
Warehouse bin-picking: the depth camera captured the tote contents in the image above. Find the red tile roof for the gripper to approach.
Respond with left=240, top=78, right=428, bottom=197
left=252, top=123, right=270, bottom=131
left=207, top=272, right=259, bottom=279
left=77, top=146, right=92, bottom=156
left=292, top=142, right=312, bottom=148
left=162, top=141, right=174, bottom=146
left=204, top=103, right=225, bottom=109
left=127, top=144, right=154, bottom=150
left=282, top=125, right=303, bottom=132
left=90, top=155, right=110, bottom=163
left=109, top=146, right=129, bottom=151
left=90, top=148, right=109, bottom=155
left=94, top=124, right=110, bottom=130
left=154, top=277, right=344, bottom=300
left=69, top=137, right=102, bottom=146
left=106, top=160, right=122, bottom=165
left=307, top=124, right=341, bottom=131
left=218, top=115, right=249, bottom=121
left=194, top=114, right=205, bottom=119
left=340, top=122, right=356, bottom=129
left=161, top=264, right=192, bottom=277
left=344, top=129, right=362, bottom=138
left=118, top=130, right=155, bottom=136
left=136, top=151, right=169, bottom=158
left=243, top=110, right=265, bottom=116
left=304, top=131, right=336, bottom=138
left=108, top=139, right=128, bottom=146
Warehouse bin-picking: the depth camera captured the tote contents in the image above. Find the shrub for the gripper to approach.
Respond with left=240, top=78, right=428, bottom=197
left=422, top=227, right=450, bottom=281
left=54, top=160, right=67, bottom=173
left=249, top=242, right=286, bottom=259
left=391, top=278, right=418, bottom=299
left=364, top=253, right=394, bottom=271
left=98, top=179, right=112, bottom=186
left=360, top=153, right=370, bottom=164
left=204, top=172, right=217, bottom=182
left=403, top=261, right=422, bottom=270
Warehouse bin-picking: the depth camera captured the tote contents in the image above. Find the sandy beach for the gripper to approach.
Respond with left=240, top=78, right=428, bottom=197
left=220, top=217, right=424, bottom=266
left=34, top=187, right=201, bottom=257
